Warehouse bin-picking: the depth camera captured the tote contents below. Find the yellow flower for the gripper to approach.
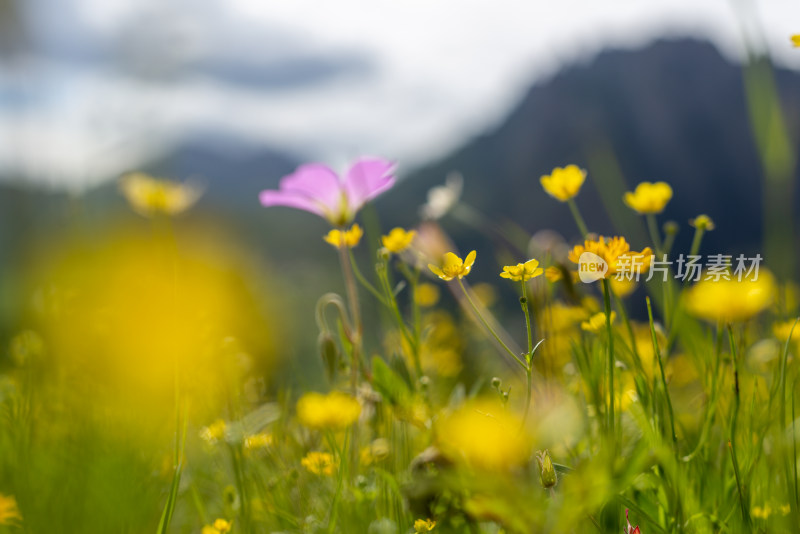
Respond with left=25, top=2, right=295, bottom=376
left=296, top=391, right=361, bottom=430
left=0, top=494, right=21, bottom=526
left=244, top=432, right=273, bottom=451
left=200, top=419, right=227, bottom=444
left=581, top=311, right=616, bottom=333
left=500, top=259, right=544, bottom=282
left=323, top=224, right=363, bottom=248
left=610, top=277, right=637, bottom=298
left=360, top=438, right=391, bottom=466
left=202, top=518, right=233, bottom=534
left=540, top=165, right=586, bottom=201
left=119, top=172, right=202, bottom=217
left=428, top=251, right=476, bottom=281
left=774, top=320, right=800, bottom=342
left=414, top=283, right=440, bottom=307
left=689, top=214, right=715, bottom=231
left=301, top=451, right=337, bottom=476
left=436, top=400, right=530, bottom=470
left=382, top=227, right=416, bottom=253
left=623, top=181, right=673, bottom=214
left=568, top=236, right=652, bottom=278
left=545, top=266, right=563, bottom=282
left=792, top=34, right=800, bottom=47
left=414, top=518, right=437, bottom=532
left=685, top=271, right=776, bottom=323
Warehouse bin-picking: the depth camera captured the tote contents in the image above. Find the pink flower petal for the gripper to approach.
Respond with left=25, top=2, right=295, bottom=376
left=260, top=163, right=344, bottom=221
left=259, top=189, right=325, bottom=217
left=343, top=158, right=395, bottom=214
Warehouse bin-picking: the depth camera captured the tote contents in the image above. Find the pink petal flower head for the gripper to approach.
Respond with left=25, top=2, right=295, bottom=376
left=259, top=158, right=395, bottom=226
left=624, top=509, right=641, bottom=534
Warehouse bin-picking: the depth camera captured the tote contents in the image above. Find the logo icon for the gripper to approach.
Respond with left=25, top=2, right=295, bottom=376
left=578, top=252, right=608, bottom=283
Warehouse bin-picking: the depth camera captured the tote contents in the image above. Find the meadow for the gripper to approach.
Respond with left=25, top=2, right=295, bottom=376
left=1, top=46, right=800, bottom=534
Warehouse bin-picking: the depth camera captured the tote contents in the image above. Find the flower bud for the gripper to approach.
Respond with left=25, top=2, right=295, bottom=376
left=663, top=220, right=679, bottom=236
left=536, top=450, right=557, bottom=489
left=318, top=333, right=339, bottom=382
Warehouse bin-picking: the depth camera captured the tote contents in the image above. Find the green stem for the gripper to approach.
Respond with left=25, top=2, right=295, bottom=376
left=602, top=278, right=615, bottom=437
left=457, top=278, right=526, bottom=369
left=728, top=325, right=752, bottom=531
left=567, top=198, right=590, bottom=238
left=348, top=250, right=388, bottom=306
left=337, top=242, right=362, bottom=393
left=646, top=213, right=663, bottom=254
left=378, top=262, right=422, bottom=377
left=647, top=297, right=677, bottom=456
left=688, top=227, right=705, bottom=259
left=520, top=280, right=534, bottom=427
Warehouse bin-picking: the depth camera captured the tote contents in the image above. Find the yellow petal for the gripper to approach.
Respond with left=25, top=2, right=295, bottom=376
left=464, top=250, right=477, bottom=270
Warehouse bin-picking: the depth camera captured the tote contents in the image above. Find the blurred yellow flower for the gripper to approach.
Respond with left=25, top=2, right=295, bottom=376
left=623, top=181, right=673, bottom=214
left=414, top=518, right=437, bottom=532
left=610, top=277, right=637, bottom=298
left=244, top=432, right=273, bottom=451
left=202, top=518, right=233, bottom=534
left=382, top=227, right=416, bottom=253
left=540, top=165, right=586, bottom=201
left=581, top=311, right=616, bottom=333
left=360, top=438, right=391, bottom=465
left=545, top=266, right=563, bottom=282
left=414, top=283, right=440, bottom=307
left=500, top=259, right=543, bottom=282
left=323, top=224, right=363, bottom=248
left=120, top=172, right=202, bottom=217
left=689, top=214, right=715, bottom=231
left=437, top=400, right=530, bottom=470
left=751, top=503, right=790, bottom=519
left=568, top=236, right=652, bottom=278
left=296, top=391, right=361, bottom=430
left=301, top=451, right=337, bottom=476
left=792, top=34, right=800, bottom=47
left=773, top=320, right=800, bottom=343
left=686, top=269, right=776, bottom=323
left=0, top=494, right=21, bottom=526
left=428, top=251, right=476, bottom=281
left=685, top=271, right=776, bottom=323
left=200, top=419, right=227, bottom=444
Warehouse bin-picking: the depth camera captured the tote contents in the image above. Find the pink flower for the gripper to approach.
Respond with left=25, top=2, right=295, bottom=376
left=259, top=158, right=395, bottom=225
left=624, top=509, right=641, bottom=534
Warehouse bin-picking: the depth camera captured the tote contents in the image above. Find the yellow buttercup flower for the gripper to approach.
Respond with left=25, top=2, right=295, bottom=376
left=296, top=391, right=361, bottom=430
left=500, top=259, right=544, bottom=282
left=382, top=227, right=416, bottom=253
left=323, top=224, right=363, bottom=248
left=623, top=181, right=673, bottom=214
left=436, top=400, right=530, bottom=470
left=120, top=172, right=202, bottom=217
left=568, top=236, right=653, bottom=278
left=581, top=311, right=616, bottom=333
left=202, top=519, right=233, bottom=534
left=414, top=283, right=440, bottom=307
left=689, top=214, right=715, bottom=231
left=0, top=494, right=21, bottom=526
left=540, top=165, right=586, bottom=201
left=428, top=251, right=476, bottom=281
left=244, top=432, right=273, bottom=451
left=792, top=35, right=800, bottom=47
left=414, top=518, right=437, bottom=532
left=200, top=419, right=227, bottom=444
left=301, top=451, right=337, bottom=476
left=685, top=271, right=776, bottom=323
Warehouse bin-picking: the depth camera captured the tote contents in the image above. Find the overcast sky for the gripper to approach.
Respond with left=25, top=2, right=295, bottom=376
left=1, top=0, right=799, bottom=190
